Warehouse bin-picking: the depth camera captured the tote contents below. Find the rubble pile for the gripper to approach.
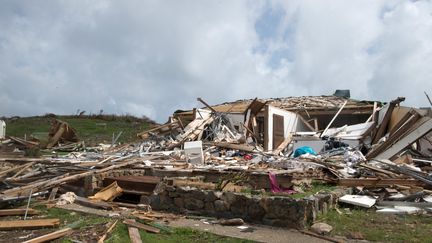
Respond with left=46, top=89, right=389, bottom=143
left=134, top=95, right=432, bottom=213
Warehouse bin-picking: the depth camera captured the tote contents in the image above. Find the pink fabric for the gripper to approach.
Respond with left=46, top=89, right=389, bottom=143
left=269, top=172, right=296, bottom=194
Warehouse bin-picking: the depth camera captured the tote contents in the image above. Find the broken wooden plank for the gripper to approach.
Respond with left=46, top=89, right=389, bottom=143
left=10, top=162, right=35, bottom=179
left=0, top=208, right=39, bottom=216
left=388, top=109, right=419, bottom=137
left=321, top=100, right=348, bottom=137
left=104, top=176, right=159, bottom=194
left=367, top=114, right=421, bottom=159
left=172, top=180, right=216, bottom=190
left=243, top=108, right=251, bottom=135
left=424, top=91, right=432, bottom=106
left=375, top=118, right=432, bottom=159
left=241, top=123, right=259, bottom=141
left=1, top=158, right=156, bottom=199
left=8, top=136, right=39, bottom=148
left=89, top=181, right=123, bottom=202
left=97, top=220, right=118, bottom=243
left=137, top=120, right=180, bottom=138
left=338, top=178, right=425, bottom=187
left=23, top=228, right=72, bottom=243
left=393, top=154, right=413, bottom=165
left=126, top=219, right=142, bottom=243
left=374, top=159, right=432, bottom=186
left=128, top=226, right=142, bottom=243
left=372, top=97, right=405, bottom=144
left=0, top=219, right=60, bottom=230
left=75, top=196, right=113, bottom=210
left=358, top=164, right=397, bottom=177
left=47, top=119, right=79, bottom=149
left=123, top=219, right=160, bottom=234
left=197, top=97, right=218, bottom=113
left=168, top=116, right=214, bottom=150
left=48, top=187, right=59, bottom=201
left=0, top=162, right=34, bottom=178
left=273, top=135, right=292, bottom=155
left=210, top=142, right=256, bottom=153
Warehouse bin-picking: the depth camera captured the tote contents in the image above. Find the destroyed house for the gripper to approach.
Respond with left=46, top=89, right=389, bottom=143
left=173, top=95, right=381, bottom=151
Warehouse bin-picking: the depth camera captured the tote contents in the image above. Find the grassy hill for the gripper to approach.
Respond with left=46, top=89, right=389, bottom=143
left=3, top=114, right=156, bottom=146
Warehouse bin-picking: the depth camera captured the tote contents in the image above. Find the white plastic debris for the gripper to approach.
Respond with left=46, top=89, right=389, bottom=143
left=184, top=141, right=204, bottom=164
left=339, top=195, right=376, bottom=208
left=377, top=206, right=422, bottom=214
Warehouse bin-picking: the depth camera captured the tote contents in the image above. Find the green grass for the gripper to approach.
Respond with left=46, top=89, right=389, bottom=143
left=317, top=209, right=432, bottom=242
left=240, top=181, right=336, bottom=199
left=34, top=205, right=110, bottom=228
left=4, top=115, right=154, bottom=145
left=106, top=223, right=253, bottom=243
left=288, top=181, right=336, bottom=199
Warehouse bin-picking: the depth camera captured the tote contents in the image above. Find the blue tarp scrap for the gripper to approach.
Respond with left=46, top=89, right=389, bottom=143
left=293, top=146, right=317, bottom=158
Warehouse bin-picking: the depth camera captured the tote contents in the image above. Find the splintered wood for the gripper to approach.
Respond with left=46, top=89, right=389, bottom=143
left=23, top=228, right=72, bottom=243
left=123, top=219, right=160, bottom=234
left=128, top=226, right=142, bottom=243
left=0, top=158, right=150, bottom=200
left=89, top=181, right=123, bottom=202
left=97, top=220, right=118, bottom=243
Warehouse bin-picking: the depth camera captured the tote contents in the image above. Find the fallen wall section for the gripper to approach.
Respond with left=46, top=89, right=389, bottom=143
left=149, top=183, right=345, bottom=229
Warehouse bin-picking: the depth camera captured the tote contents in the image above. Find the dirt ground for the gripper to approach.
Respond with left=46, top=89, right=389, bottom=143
left=161, top=218, right=329, bottom=243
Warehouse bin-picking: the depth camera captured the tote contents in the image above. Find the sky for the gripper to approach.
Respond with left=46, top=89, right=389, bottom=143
left=1, top=0, right=431, bottom=122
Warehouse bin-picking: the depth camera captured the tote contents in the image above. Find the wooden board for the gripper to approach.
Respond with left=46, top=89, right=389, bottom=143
left=210, top=142, right=256, bottom=153
left=89, top=181, right=123, bottom=201
left=372, top=98, right=404, bottom=144
left=273, top=135, right=292, bottom=155
left=0, top=219, right=60, bottom=230
left=23, top=228, right=72, bottom=243
left=0, top=208, right=39, bottom=216
left=338, top=178, right=425, bottom=187
left=97, top=220, right=118, bottom=243
left=366, top=115, right=422, bottom=159
left=128, top=227, right=142, bottom=243
left=376, top=118, right=432, bottom=159
left=123, top=219, right=160, bottom=234
left=103, top=176, right=159, bottom=194
left=388, top=106, right=412, bottom=132
left=75, top=196, right=113, bottom=210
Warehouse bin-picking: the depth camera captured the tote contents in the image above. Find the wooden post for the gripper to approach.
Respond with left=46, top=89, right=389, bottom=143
left=321, top=100, right=348, bottom=137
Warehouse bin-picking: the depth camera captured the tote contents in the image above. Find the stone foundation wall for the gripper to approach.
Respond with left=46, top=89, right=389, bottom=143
left=80, top=170, right=345, bottom=229
left=149, top=184, right=346, bottom=229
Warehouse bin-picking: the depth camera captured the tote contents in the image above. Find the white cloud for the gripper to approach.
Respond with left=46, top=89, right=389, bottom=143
left=0, top=0, right=431, bottom=122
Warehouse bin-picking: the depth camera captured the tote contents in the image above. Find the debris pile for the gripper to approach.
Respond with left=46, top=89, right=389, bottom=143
left=135, top=95, right=432, bottom=213
left=3, top=118, right=82, bottom=153
left=0, top=92, right=431, bottom=241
